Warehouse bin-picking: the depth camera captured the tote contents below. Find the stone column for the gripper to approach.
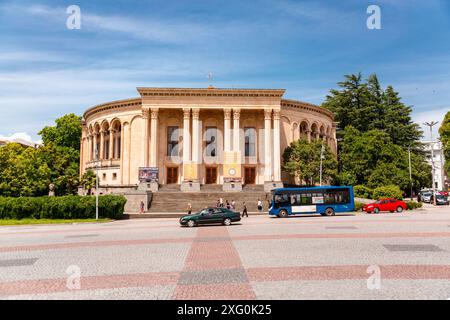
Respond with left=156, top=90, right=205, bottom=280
left=99, top=130, right=105, bottom=160
left=272, top=109, right=281, bottom=182
left=182, top=108, right=191, bottom=165
left=191, top=108, right=200, bottom=164
left=150, top=108, right=159, bottom=167
left=264, top=109, right=272, bottom=181
left=224, top=108, right=232, bottom=152
left=109, top=130, right=114, bottom=159
left=142, top=108, right=150, bottom=167
left=233, top=108, right=240, bottom=152
left=93, top=133, right=98, bottom=159
left=307, top=130, right=311, bottom=143
left=86, top=135, right=90, bottom=161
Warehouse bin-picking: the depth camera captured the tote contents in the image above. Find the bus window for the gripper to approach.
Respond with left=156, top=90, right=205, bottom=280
left=300, top=193, right=312, bottom=205
left=324, top=189, right=350, bottom=204
left=275, top=194, right=289, bottom=204
left=290, top=194, right=301, bottom=205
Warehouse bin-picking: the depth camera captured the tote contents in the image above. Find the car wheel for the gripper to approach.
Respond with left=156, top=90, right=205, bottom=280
left=279, top=210, right=289, bottom=218
left=223, top=218, right=232, bottom=226
left=396, top=206, right=403, bottom=213
left=325, top=207, right=335, bottom=216
left=187, top=220, right=195, bottom=228
left=373, top=208, right=379, bottom=214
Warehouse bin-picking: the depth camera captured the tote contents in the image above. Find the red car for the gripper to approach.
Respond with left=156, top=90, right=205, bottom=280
left=363, top=198, right=407, bottom=214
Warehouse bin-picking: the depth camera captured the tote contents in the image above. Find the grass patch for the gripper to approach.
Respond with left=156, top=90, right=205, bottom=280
left=0, top=218, right=112, bottom=226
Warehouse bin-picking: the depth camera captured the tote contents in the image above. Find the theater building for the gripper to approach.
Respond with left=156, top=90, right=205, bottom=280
left=80, top=87, right=336, bottom=193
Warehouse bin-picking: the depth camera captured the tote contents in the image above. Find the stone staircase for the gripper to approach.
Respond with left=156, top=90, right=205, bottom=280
left=148, top=184, right=271, bottom=213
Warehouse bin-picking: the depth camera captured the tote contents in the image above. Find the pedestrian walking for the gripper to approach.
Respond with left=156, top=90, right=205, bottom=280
left=187, top=202, right=192, bottom=215
left=216, top=199, right=220, bottom=208
left=231, top=200, right=236, bottom=210
left=242, top=202, right=248, bottom=217
left=140, top=201, right=145, bottom=214
left=257, top=199, right=263, bottom=212
left=219, top=197, right=224, bottom=207
left=226, top=200, right=231, bottom=210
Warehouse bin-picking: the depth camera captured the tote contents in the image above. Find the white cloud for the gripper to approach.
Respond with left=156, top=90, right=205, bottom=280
left=0, top=132, right=41, bottom=144
left=1, top=3, right=210, bottom=44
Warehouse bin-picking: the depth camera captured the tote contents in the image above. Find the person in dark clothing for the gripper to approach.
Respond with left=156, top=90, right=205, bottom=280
left=226, top=200, right=231, bottom=209
left=242, top=202, right=248, bottom=217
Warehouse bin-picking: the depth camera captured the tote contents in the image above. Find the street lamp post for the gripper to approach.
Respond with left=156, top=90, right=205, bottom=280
left=408, top=145, right=413, bottom=201
left=319, top=141, right=325, bottom=186
left=423, top=121, right=439, bottom=206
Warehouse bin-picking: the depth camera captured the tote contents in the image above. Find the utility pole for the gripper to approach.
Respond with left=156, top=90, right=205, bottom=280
left=95, top=147, right=99, bottom=220
left=423, top=121, right=439, bottom=206
left=408, top=145, right=413, bottom=201
left=319, top=141, right=325, bottom=186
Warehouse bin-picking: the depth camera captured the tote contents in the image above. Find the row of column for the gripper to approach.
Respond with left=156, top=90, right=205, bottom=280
left=140, top=107, right=282, bottom=182
left=86, top=131, right=120, bottom=161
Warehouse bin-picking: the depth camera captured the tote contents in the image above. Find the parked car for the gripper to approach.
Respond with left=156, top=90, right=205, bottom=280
left=419, top=191, right=433, bottom=203
left=179, top=207, right=241, bottom=227
left=362, top=198, right=407, bottom=214
left=434, top=194, right=450, bottom=206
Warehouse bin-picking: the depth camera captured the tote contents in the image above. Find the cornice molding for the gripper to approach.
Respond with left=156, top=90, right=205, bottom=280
left=281, top=99, right=334, bottom=121
left=84, top=98, right=142, bottom=121
left=137, top=87, right=286, bottom=98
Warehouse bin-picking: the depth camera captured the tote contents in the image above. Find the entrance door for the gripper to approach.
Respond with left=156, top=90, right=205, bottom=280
left=166, top=167, right=178, bottom=184
left=205, top=167, right=217, bottom=184
left=244, top=167, right=256, bottom=184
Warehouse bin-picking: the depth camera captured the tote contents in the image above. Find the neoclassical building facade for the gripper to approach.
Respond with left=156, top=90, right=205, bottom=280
left=80, top=87, right=336, bottom=193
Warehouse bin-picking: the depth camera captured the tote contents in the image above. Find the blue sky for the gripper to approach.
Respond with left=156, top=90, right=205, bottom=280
left=0, top=0, right=449, bottom=142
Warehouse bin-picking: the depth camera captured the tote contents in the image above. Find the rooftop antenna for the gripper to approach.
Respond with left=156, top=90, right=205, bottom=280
left=207, top=72, right=214, bottom=88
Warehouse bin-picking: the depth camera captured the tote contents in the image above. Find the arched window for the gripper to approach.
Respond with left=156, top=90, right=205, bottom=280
left=300, top=121, right=309, bottom=140
left=111, top=121, right=121, bottom=159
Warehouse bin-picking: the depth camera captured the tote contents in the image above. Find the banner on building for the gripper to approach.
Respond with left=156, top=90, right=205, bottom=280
left=139, top=167, right=159, bottom=182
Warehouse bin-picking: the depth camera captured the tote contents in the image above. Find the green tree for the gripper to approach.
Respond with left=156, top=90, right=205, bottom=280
left=439, top=112, right=450, bottom=177
left=39, top=113, right=82, bottom=150
left=322, top=73, right=422, bottom=148
left=81, top=170, right=97, bottom=195
left=0, top=143, right=51, bottom=197
left=0, top=114, right=83, bottom=197
left=338, top=126, right=431, bottom=192
left=283, top=139, right=337, bottom=186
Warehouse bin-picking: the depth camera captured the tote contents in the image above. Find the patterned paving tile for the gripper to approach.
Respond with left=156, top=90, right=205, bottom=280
left=64, top=234, right=99, bottom=239
left=178, top=268, right=247, bottom=285
left=383, top=244, right=444, bottom=252
left=325, top=226, right=358, bottom=230
left=0, top=258, right=38, bottom=268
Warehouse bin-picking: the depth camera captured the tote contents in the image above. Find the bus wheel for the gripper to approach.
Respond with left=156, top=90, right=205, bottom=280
left=279, top=210, right=289, bottom=218
left=324, top=208, right=335, bottom=216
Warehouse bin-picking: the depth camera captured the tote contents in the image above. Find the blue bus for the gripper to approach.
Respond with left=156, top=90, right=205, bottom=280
left=268, top=186, right=355, bottom=218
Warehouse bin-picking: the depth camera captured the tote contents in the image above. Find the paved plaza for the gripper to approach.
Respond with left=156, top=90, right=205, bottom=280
left=1, top=206, right=450, bottom=300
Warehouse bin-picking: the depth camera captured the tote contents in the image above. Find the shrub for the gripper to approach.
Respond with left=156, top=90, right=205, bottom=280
left=0, top=195, right=126, bottom=220
left=354, top=201, right=365, bottom=211
left=405, top=201, right=423, bottom=210
left=372, top=185, right=403, bottom=200
left=353, top=185, right=373, bottom=199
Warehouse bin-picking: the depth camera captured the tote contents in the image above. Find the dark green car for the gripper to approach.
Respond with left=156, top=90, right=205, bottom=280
left=179, top=207, right=241, bottom=227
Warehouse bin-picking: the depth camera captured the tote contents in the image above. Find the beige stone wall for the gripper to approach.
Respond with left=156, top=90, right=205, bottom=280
left=81, top=88, right=336, bottom=191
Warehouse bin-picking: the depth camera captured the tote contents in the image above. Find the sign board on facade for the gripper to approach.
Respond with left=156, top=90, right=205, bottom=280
left=139, top=167, right=159, bottom=182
